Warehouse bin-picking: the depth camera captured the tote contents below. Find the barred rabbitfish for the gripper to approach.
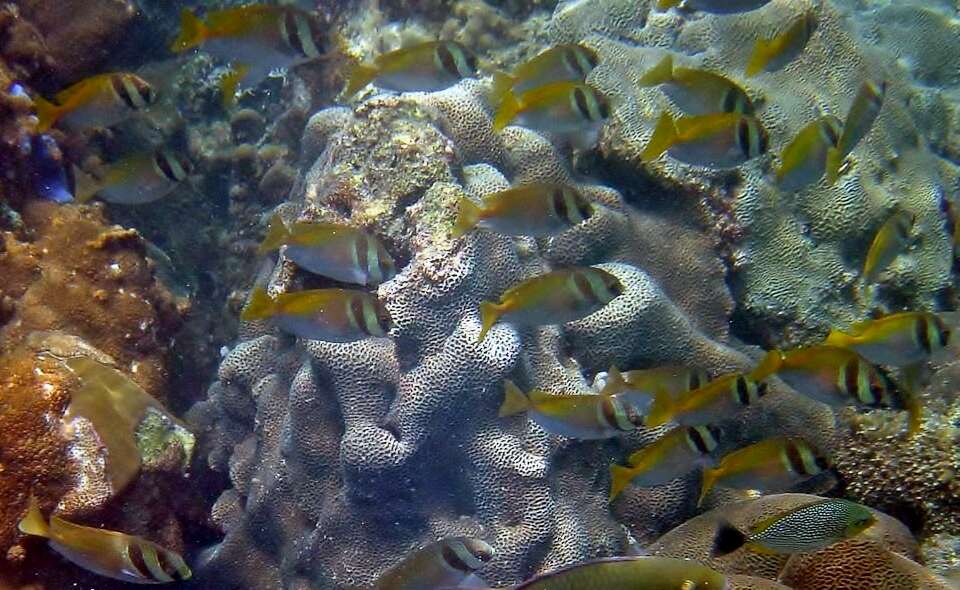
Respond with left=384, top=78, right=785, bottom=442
left=375, top=537, right=494, bottom=590
left=491, top=44, right=599, bottom=99
left=775, top=115, right=842, bottom=191
left=452, top=183, right=594, bottom=238
left=343, top=41, right=478, bottom=97
left=32, top=73, right=156, bottom=132
left=746, top=11, right=818, bottom=77
left=639, top=54, right=754, bottom=116
left=74, top=149, right=191, bottom=205
left=642, top=111, right=768, bottom=168
left=644, top=373, right=768, bottom=428
left=242, top=287, right=393, bottom=342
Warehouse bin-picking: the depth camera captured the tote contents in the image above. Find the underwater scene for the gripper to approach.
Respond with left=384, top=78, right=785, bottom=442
left=1, top=0, right=960, bottom=588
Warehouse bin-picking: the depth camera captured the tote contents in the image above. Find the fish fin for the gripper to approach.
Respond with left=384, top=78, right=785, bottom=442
left=744, top=38, right=775, bottom=78
left=258, top=213, right=291, bottom=254
left=32, top=95, right=60, bottom=133
left=343, top=63, right=379, bottom=99
left=489, top=70, right=517, bottom=107
left=220, top=65, right=250, bottom=109
left=241, top=287, right=276, bottom=321
left=171, top=8, right=207, bottom=53
left=642, top=389, right=674, bottom=428
left=72, top=165, right=103, bottom=204
left=638, top=55, right=674, bottom=87
left=493, top=89, right=521, bottom=132
left=452, top=197, right=482, bottom=238
left=749, top=349, right=783, bottom=381
left=824, top=146, right=844, bottom=185
left=711, top=519, right=747, bottom=556
left=477, top=301, right=504, bottom=343
left=698, top=466, right=719, bottom=508
left=18, top=496, right=49, bottom=538
left=600, top=365, right=625, bottom=397
left=823, top=327, right=852, bottom=348
left=657, top=0, right=681, bottom=8
left=608, top=464, right=635, bottom=502
left=641, top=112, right=677, bottom=161
left=499, top=380, right=530, bottom=417
left=900, top=365, right=924, bottom=437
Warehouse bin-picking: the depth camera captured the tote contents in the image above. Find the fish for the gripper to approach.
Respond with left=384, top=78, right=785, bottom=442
left=452, top=183, right=594, bottom=238
left=861, top=207, right=915, bottom=288
left=597, top=365, right=710, bottom=414
left=18, top=496, right=191, bottom=584
left=477, top=266, right=623, bottom=343
left=511, top=556, right=728, bottom=589
left=825, top=80, right=886, bottom=184
left=241, top=286, right=393, bottom=342
left=698, top=436, right=830, bottom=507
left=258, top=213, right=396, bottom=286
left=32, top=73, right=156, bottom=132
left=750, top=346, right=905, bottom=410
left=375, top=537, right=494, bottom=590
left=656, top=0, right=772, bottom=14
left=745, top=11, right=818, bottom=77
left=491, top=44, right=599, bottom=99
left=28, top=134, right=74, bottom=203
left=492, top=81, right=610, bottom=146
left=343, top=41, right=478, bottom=98
left=608, top=424, right=720, bottom=501
left=73, top=149, right=191, bottom=205
left=171, top=6, right=326, bottom=103
left=639, top=54, right=754, bottom=116
left=824, top=311, right=954, bottom=367
left=774, top=115, right=842, bottom=192
left=711, top=498, right=876, bottom=556
left=641, top=111, right=768, bottom=168
left=499, top=380, right=642, bottom=439
left=644, top=373, right=768, bottom=428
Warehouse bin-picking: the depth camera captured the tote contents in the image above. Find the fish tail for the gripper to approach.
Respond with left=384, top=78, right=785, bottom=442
left=492, top=89, right=521, bottom=132
left=642, top=389, right=674, bottom=428
left=18, top=496, right=49, bottom=538
left=343, top=63, right=379, bottom=99
left=641, top=112, right=677, bottom=161
left=698, top=466, right=719, bottom=508
left=599, top=365, right=625, bottom=396
left=220, top=64, right=250, bottom=109
left=608, top=464, right=635, bottom=502
left=499, top=380, right=530, bottom=417
left=638, top=55, right=674, bottom=86
left=241, top=287, right=276, bottom=321
left=258, top=213, right=291, bottom=254
left=824, top=146, right=844, bottom=185
left=711, top=519, right=748, bottom=556
left=32, top=95, right=60, bottom=133
left=749, top=349, right=783, bottom=381
left=452, top=197, right=482, bottom=238
left=744, top=38, right=774, bottom=78
left=72, top=165, right=102, bottom=204
left=171, top=8, right=207, bottom=53
left=477, top=300, right=504, bottom=343
left=656, top=0, right=681, bottom=8
left=901, top=365, right=924, bottom=437
left=489, top=70, right=517, bottom=107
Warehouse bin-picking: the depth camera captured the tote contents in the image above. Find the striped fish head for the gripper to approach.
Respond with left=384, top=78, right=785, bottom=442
left=735, top=116, right=768, bottom=159
left=279, top=8, right=326, bottom=60
left=153, top=149, right=192, bottom=184
left=550, top=185, right=595, bottom=226
left=562, top=44, right=600, bottom=79
left=435, top=42, right=478, bottom=80
left=110, top=74, right=157, bottom=111
left=686, top=424, right=721, bottom=455
left=440, top=537, right=495, bottom=573
left=122, top=539, right=192, bottom=583
left=781, top=438, right=830, bottom=478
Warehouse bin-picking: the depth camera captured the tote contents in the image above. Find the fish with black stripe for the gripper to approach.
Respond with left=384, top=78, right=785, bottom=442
left=491, top=44, right=599, bottom=101
left=32, top=73, right=157, bottom=132
left=343, top=41, right=478, bottom=98
left=493, top=81, right=610, bottom=149
left=18, top=496, right=191, bottom=584
left=73, top=149, right=192, bottom=205
left=608, top=424, right=720, bottom=501
left=860, top=207, right=915, bottom=289
left=745, top=11, right=818, bottom=77
left=825, top=80, right=886, bottom=183
left=241, top=286, right=393, bottom=342
left=699, top=437, right=830, bottom=507
left=775, top=115, right=842, bottom=191
left=642, top=111, right=768, bottom=168
left=375, top=537, right=494, bottom=590
left=257, top=213, right=396, bottom=286
left=452, top=183, right=595, bottom=238
left=477, top=266, right=623, bottom=343
left=639, top=54, right=755, bottom=116
left=644, top=372, right=768, bottom=428
left=597, top=365, right=710, bottom=415
left=824, top=311, right=955, bottom=368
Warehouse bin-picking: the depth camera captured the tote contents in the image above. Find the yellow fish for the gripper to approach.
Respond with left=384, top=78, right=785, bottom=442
left=241, top=286, right=393, bottom=342
left=824, top=311, right=953, bottom=368
left=499, top=380, right=642, bottom=440
left=608, top=424, right=720, bottom=501
left=172, top=5, right=326, bottom=103
left=825, top=80, right=886, bottom=183
left=861, top=207, right=915, bottom=288
left=74, top=149, right=191, bottom=205
left=18, top=496, right=191, bottom=584
left=375, top=537, right=494, bottom=590
left=644, top=373, right=768, bottom=428
left=699, top=436, right=829, bottom=507
left=775, top=115, right=842, bottom=192
left=657, top=0, right=771, bottom=13
left=344, top=41, right=478, bottom=98
left=32, top=73, right=156, bottom=132
left=452, top=183, right=594, bottom=238
left=639, top=55, right=754, bottom=116
left=477, top=266, right=623, bottom=343
left=507, top=556, right=728, bottom=589
left=598, top=365, right=710, bottom=414
left=493, top=81, right=610, bottom=146
left=258, top=214, right=396, bottom=286
left=745, top=12, right=818, bottom=77
left=642, top=111, right=768, bottom=168
left=491, top=43, right=599, bottom=99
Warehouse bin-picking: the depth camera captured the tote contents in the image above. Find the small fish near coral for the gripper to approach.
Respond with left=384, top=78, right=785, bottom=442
left=343, top=41, right=479, bottom=98
left=642, top=111, right=768, bottom=168
left=375, top=537, right=494, bottom=590
left=242, top=286, right=393, bottom=341
left=825, top=79, right=887, bottom=183
left=491, top=43, right=599, bottom=99
left=644, top=372, right=768, bottom=428
left=493, top=81, right=610, bottom=148
left=32, top=73, right=157, bottom=133
left=598, top=365, right=710, bottom=415
left=745, top=11, right=818, bottom=77
left=452, top=183, right=595, bottom=238
left=73, top=148, right=192, bottom=205
left=512, top=556, right=729, bottom=589
left=639, top=54, right=755, bottom=116
left=775, top=115, right=842, bottom=192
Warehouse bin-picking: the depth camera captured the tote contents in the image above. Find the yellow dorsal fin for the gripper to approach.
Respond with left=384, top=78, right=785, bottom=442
left=608, top=463, right=636, bottom=502
left=18, top=496, right=50, bottom=538
left=489, top=71, right=517, bottom=107
left=343, top=63, right=379, bottom=99
left=745, top=37, right=777, bottom=78
left=638, top=55, right=675, bottom=87
left=749, top=350, right=783, bottom=381
left=499, top=380, right=530, bottom=417
left=258, top=213, right=291, bottom=254
left=493, top=89, right=522, bottom=132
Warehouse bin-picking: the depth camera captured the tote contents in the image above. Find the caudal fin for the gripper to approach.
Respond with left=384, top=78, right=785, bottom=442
left=342, top=63, right=379, bottom=99
left=477, top=301, right=503, bottom=343
left=171, top=8, right=207, bottom=53
left=744, top=39, right=774, bottom=78
left=18, top=496, right=50, bottom=538
left=219, top=64, right=250, bottom=109
left=499, top=380, right=530, bottom=417
left=642, top=389, right=674, bottom=428
left=72, top=165, right=103, bottom=204
left=492, top=90, right=521, bottom=132
left=711, top=519, right=748, bottom=556
left=32, top=95, right=61, bottom=133
left=641, top=112, right=677, bottom=161
left=241, top=287, right=276, bottom=321
left=824, top=146, right=844, bottom=185
left=452, top=197, right=482, bottom=238
left=638, top=55, right=674, bottom=87
left=608, top=464, right=635, bottom=502
left=698, top=466, right=719, bottom=508
left=489, top=71, right=517, bottom=107
left=258, top=213, right=291, bottom=254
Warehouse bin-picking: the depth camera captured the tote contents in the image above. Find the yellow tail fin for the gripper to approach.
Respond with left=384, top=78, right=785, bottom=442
left=241, top=287, right=277, bottom=321
left=901, top=365, right=923, bottom=438
left=643, top=389, right=674, bottom=428
left=478, top=301, right=504, bottom=343
left=32, top=95, right=61, bottom=133
left=492, top=90, right=521, bottom=132
left=600, top=365, right=626, bottom=396
left=72, top=165, right=103, bottom=204
left=220, top=64, right=250, bottom=109
left=657, top=0, right=681, bottom=8
left=343, top=63, right=379, bottom=99
left=824, top=146, right=844, bottom=185
left=258, top=213, right=291, bottom=254
left=18, top=496, right=50, bottom=538
left=171, top=8, right=208, bottom=53
left=452, top=197, right=482, bottom=238
left=489, top=71, right=517, bottom=108
left=638, top=55, right=674, bottom=87
left=698, top=467, right=719, bottom=508
left=744, top=39, right=774, bottom=78
left=608, top=464, right=635, bottom=502
left=641, top=112, right=677, bottom=161
left=499, top=380, right=530, bottom=417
